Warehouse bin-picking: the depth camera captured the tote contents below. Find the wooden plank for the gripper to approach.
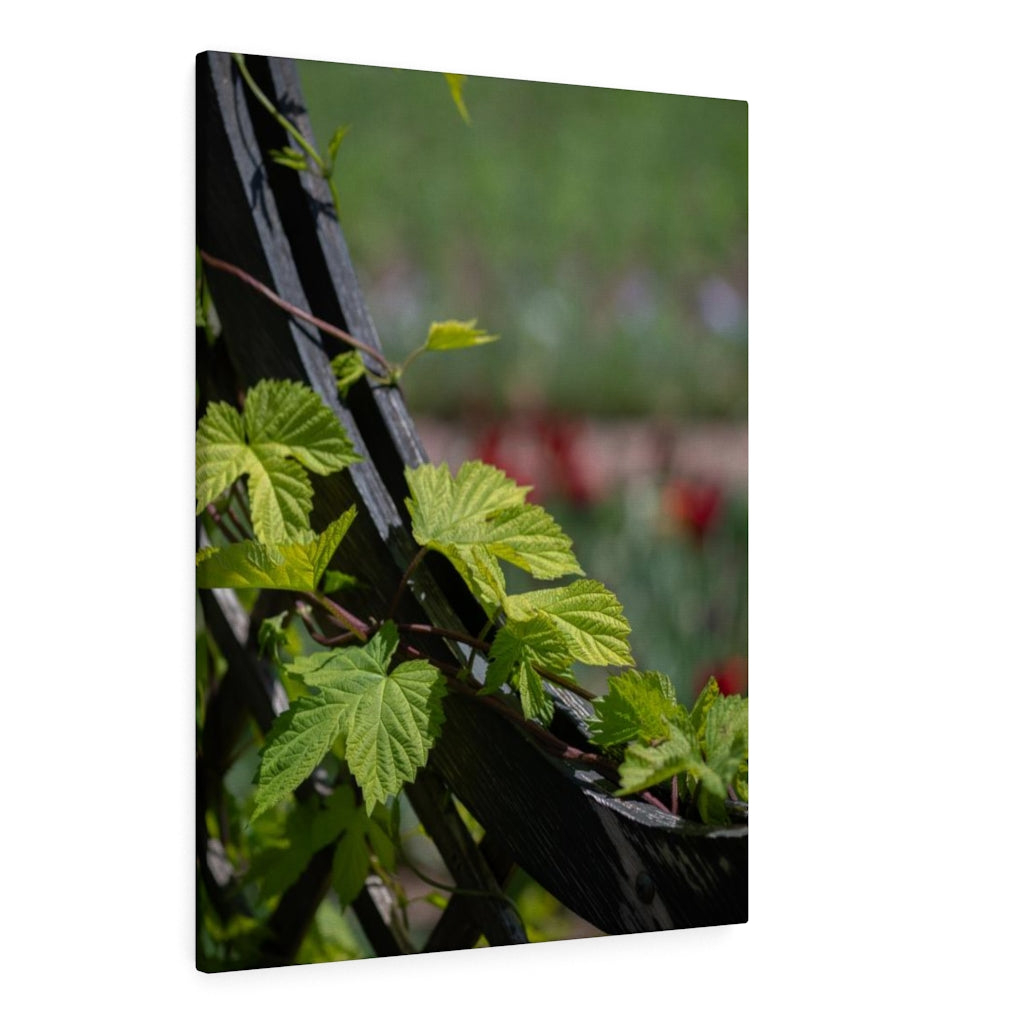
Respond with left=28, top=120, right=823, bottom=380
left=424, top=832, right=517, bottom=953
left=406, top=769, right=527, bottom=947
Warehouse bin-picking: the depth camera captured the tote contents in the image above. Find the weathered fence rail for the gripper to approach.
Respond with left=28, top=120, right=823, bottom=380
left=196, top=50, right=746, bottom=968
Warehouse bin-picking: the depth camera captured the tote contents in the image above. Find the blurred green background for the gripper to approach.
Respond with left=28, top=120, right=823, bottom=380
left=297, top=59, right=747, bottom=701
left=298, top=61, right=747, bottom=419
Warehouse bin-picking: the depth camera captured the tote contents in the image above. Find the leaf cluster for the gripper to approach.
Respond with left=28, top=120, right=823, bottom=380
left=591, top=676, right=748, bottom=824
left=196, top=379, right=746, bottom=845
left=406, top=460, right=636, bottom=723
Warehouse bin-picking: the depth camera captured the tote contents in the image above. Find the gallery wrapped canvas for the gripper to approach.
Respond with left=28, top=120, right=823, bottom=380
left=196, top=51, right=747, bottom=971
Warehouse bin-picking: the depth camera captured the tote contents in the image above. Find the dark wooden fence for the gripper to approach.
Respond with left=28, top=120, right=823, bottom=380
left=196, top=50, right=747, bottom=968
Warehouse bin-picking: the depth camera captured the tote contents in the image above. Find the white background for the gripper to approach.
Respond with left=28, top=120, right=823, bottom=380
left=3, top=1, right=1020, bottom=1020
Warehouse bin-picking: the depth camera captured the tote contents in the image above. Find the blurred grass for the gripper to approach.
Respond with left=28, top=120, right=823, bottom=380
left=298, top=60, right=747, bottom=418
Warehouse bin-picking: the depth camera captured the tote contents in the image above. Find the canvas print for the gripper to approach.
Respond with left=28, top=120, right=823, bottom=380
left=196, top=51, right=747, bottom=971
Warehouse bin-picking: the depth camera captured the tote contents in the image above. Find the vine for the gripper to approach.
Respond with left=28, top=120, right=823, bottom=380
left=196, top=376, right=748, bottom=826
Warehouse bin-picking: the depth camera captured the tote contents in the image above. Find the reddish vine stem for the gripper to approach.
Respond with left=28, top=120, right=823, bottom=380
left=199, top=250, right=390, bottom=376
left=395, top=619, right=597, bottom=702
left=224, top=505, right=249, bottom=541
left=396, top=638, right=621, bottom=783
left=294, top=604, right=360, bottom=647
left=641, top=791, right=673, bottom=815
left=304, top=591, right=370, bottom=643
left=671, top=774, right=679, bottom=816
left=396, top=621, right=488, bottom=652
left=205, top=502, right=242, bottom=544
left=230, top=479, right=254, bottom=534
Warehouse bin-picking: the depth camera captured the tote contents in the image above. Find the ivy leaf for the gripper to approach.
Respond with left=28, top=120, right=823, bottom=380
left=424, top=319, right=497, bottom=351
left=195, top=507, right=357, bottom=591
left=443, top=73, right=471, bottom=124
left=483, top=616, right=574, bottom=725
left=284, top=622, right=446, bottom=815
left=589, top=669, right=682, bottom=747
left=506, top=580, right=633, bottom=666
left=405, top=460, right=582, bottom=610
left=196, top=379, right=361, bottom=544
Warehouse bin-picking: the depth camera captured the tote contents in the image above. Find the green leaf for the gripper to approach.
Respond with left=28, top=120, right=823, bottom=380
left=195, top=401, right=249, bottom=511
left=257, top=611, right=289, bottom=664
left=195, top=507, right=357, bottom=592
left=196, top=379, right=361, bottom=544
left=405, top=460, right=582, bottom=610
left=326, top=124, right=352, bottom=164
left=367, top=805, right=399, bottom=874
left=269, top=147, right=309, bottom=171
left=285, top=622, right=446, bottom=814
left=332, top=816, right=370, bottom=906
left=483, top=505, right=584, bottom=580
left=506, top=580, right=633, bottom=666
left=241, top=379, right=356, bottom=475
left=589, top=669, right=682, bottom=747
left=251, top=693, right=352, bottom=821
left=690, top=676, right=721, bottom=741
left=483, top=616, right=574, bottom=725
left=249, top=787, right=356, bottom=897
left=616, top=720, right=715, bottom=797
left=331, top=350, right=367, bottom=398
left=703, top=694, right=748, bottom=792
left=443, top=73, right=471, bottom=124
left=321, top=569, right=360, bottom=594
left=424, top=319, right=497, bottom=351
left=734, top=762, right=749, bottom=803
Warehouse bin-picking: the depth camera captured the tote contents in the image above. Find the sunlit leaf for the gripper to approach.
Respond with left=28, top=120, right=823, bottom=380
left=615, top=720, right=715, bottom=797
left=589, top=669, right=681, bottom=747
left=196, top=507, right=357, bottom=591
left=405, top=460, right=582, bottom=611
left=281, top=622, right=446, bottom=814
left=195, top=379, right=360, bottom=544
left=506, top=580, right=633, bottom=666
left=443, top=73, right=471, bottom=124
left=424, top=319, right=497, bottom=351
left=483, top=616, right=575, bottom=725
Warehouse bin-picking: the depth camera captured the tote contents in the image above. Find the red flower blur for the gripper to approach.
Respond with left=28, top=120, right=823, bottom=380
left=662, top=478, right=723, bottom=543
left=697, top=655, right=748, bottom=697
left=474, top=412, right=599, bottom=507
